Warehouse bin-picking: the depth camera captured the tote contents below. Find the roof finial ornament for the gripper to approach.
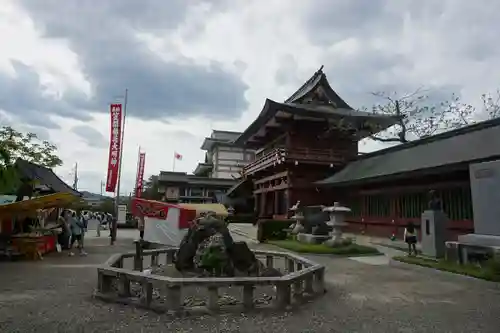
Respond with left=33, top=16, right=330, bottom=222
left=318, top=65, right=324, bottom=73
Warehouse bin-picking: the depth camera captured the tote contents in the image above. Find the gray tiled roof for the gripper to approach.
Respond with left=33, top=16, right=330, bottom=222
left=317, top=118, right=500, bottom=186
left=234, top=67, right=399, bottom=146
left=285, top=66, right=353, bottom=109
left=15, top=158, right=81, bottom=196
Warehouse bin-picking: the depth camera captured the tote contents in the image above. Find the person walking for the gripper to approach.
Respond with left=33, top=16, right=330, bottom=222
left=96, top=213, right=102, bottom=237
left=79, top=211, right=88, bottom=249
left=138, top=216, right=145, bottom=241
left=404, top=222, right=418, bottom=256
left=68, top=210, right=87, bottom=256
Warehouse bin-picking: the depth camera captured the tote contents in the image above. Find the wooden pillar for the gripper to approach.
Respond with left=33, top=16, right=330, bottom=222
left=260, top=192, right=266, bottom=218
left=254, top=193, right=259, bottom=216
left=274, top=190, right=279, bottom=216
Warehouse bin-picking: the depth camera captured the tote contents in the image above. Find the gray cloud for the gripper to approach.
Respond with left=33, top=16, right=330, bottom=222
left=294, top=0, right=500, bottom=110
left=301, top=0, right=399, bottom=46
left=15, top=0, right=248, bottom=125
left=0, top=61, right=91, bottom=128
left=71, top=125, right=107, bottom=148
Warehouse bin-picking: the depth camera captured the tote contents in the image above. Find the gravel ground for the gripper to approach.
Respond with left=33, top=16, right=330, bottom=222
left=1, top=237, right=500, bottom=332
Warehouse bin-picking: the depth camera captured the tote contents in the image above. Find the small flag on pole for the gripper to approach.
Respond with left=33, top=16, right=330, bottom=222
left=174, top=152, right=183, bottom=160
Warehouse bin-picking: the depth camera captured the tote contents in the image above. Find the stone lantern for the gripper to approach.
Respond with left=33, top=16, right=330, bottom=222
left=289, top=201, right=304, bottom=234
left=322, top=202, right=351, bottom=246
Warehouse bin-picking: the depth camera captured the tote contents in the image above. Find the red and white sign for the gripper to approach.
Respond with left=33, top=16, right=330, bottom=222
left=174, top=152, right=183, bottom=160
left=135, top=152, right=146, bottom=197
left=131, top=198, right=195, bottom=247
left=105, top=104, right=122, bottom=192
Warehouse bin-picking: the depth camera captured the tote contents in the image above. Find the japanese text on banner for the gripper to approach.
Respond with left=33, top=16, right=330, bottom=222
left=105, top=104, right=122, bottom=192
left=135, top=153, right=146, bottom=197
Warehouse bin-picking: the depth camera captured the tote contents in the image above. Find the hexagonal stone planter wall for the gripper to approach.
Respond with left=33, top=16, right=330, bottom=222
left=94, top=247, right=326, bottom=315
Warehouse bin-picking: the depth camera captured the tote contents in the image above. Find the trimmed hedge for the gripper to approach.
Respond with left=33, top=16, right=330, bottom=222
left=393, top=255, right=500, bottom=282
left=268, top=240, right=380, bottom=255
left=257, top=219, right=295, bottom=242
left=226, top=213, right=257, bottom=224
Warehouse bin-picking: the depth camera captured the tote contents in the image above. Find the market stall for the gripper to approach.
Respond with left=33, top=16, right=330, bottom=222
left=0, top=192, right=79, bottom=260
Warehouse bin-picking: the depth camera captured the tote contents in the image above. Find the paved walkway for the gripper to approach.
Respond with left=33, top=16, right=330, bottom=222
left=1, top=229, right=500, bottom=332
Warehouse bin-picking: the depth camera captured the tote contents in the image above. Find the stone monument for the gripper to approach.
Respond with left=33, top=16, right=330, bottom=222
left=175, top=214, right=280, bottom=277
left=323, top=202, right=351, bottom=247
left=421, top=190, right=448, bottom=258
left=448, top=160, right=500, bottom=263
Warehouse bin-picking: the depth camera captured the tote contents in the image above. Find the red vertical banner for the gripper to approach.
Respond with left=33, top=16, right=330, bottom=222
left=135, top=152, right=146, bottom=197
left=105, top=104, right=122, bottom=192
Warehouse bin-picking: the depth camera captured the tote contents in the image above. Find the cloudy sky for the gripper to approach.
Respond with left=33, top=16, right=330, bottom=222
left=1, top=0, right=498, bottom=195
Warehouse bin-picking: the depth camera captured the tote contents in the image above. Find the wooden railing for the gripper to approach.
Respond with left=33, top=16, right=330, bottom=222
left=94, top=244, right=326, bottom=315
left=243, top=147, right=351, bottom=175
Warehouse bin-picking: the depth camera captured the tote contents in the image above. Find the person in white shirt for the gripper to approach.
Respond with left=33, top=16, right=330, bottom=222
left=404, top=222, right=418, bottom=256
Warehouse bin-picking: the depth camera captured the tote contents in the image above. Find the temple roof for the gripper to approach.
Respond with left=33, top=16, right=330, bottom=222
left=284, top=65, right=353, bottom=108
left=317, top=117, right=500, bottom=187
left=15, top=158, right=81, bottom=196
left=234, top=98, right=399, bottom=146
left=234, top=66, right=400, bottom=146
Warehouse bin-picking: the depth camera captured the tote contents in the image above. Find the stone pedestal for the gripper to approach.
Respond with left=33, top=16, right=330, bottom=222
left=458, top=234, right=500, bottom=247
left=421, top=210, right=448, bottom=258
left=297, top=233, right=330, bottom=244
left=454, top=234, right=500, bottom=264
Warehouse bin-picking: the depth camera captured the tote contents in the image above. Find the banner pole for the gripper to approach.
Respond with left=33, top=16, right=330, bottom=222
left=112, top=88, right=128, bottom=245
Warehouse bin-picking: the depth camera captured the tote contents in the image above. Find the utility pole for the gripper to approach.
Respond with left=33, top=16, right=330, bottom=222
left=72, top=162, right=78, bottom=191
left=112, top=88, right=128, bottom=245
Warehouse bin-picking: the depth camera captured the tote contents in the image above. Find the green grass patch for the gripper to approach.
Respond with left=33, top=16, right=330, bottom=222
left=268, top=239, right=380, bottom=255
left=393, top=255, right=500, bottom=282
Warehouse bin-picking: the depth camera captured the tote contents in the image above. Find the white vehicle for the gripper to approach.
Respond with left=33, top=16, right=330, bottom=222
left=117, top=205, right=127, bottom=226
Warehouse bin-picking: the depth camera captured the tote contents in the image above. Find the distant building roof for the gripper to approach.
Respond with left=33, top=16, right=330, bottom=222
left=193, top=162, right=213, bottom=176
left=158, top=171, right=236, bottom=187
left=15, top=159, right=81, bottom=196
left=317, top=117, right=500, bottom=187
left=201, top=130, right=244, bottom=151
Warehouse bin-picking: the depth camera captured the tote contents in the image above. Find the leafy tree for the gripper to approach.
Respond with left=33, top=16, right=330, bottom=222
left=142, top=175, right=162, bottom=201
left=0, top=126, right=62, bottom=167
left=0, top=126, right=63, bottom=193
left=98, top=198, right=115, bottom=215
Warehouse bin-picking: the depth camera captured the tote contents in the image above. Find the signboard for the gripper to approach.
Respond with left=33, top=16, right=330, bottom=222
left=117, top=204, right=127, bottom=226
left=130, top=198, right=195, bottom=247
left=165, top=187, right=180, bottom=200
left=106, top=104, right=122, bottom=192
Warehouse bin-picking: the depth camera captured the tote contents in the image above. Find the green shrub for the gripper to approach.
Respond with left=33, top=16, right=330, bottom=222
left=268, top=239, right=380, bottom=255
left=484, top=258, right=500, bottom=280
left=226, top=213, right=256, bottom=224
left=393, top=255, right=500, bottom=282
left=257, top=219, right=295, bottom=242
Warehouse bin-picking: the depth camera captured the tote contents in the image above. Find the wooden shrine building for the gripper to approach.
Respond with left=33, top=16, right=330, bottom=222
left=317, top=117, right=500, bottom=240
left=231, top=66, right=399, bottom=219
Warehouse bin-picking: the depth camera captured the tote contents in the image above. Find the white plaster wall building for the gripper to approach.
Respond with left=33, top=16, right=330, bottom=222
left=194, top=130, right=255, bottom=179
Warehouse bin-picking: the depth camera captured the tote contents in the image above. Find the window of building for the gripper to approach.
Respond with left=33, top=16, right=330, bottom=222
left=190, top=187, right=204, bottom=197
